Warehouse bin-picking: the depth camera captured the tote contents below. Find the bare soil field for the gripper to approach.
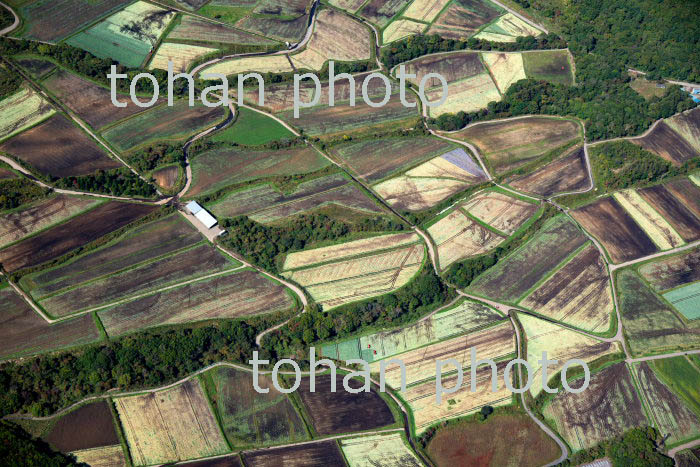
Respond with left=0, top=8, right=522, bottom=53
left=0, top=114, right=121, bottom=178
left=468, top=216, right=587, bottom=303
left=638, top=249, right=700, bottom=292
left=237, top=14, right=309, bottom=43
left=116, top=379, right=229, bottom=465
left=330, top=137, right=454, bottom=183
left=341, top=433, right=422, bottom=467
left=522, top=50, right=574, bottom=86
left=71, top=445, right=126, bottom=467
left=482, top=52, right=526, bottom=93
left=329, top=0, right=366, bottom=12
left=461, top=190, right=538, bottom=234
left=613, top=189, right=684, bottom=250
left=374, top=175, right=473, bottom=211
left=0, top=285, right=100, bottom=359
left=426, top=411, right=561, bottom=467
left=153, top=165, right=179, bottom=190
left=43, top=69, right=150, bottom=130
left=402, top=0, right=450, bottom=23
left=253, top=0, right=310, bottom=17
left=634, top=361, right=700, bottom=444
left=571, top=197, right=658, bottom=263
left=520, top=244, right=613, bottom=333
left=184, top=455, right=242, bottom=467
left=0, top=202, right=156, bottom=273
left=16, top=58, right=56, bottom=78
left=508, top=146, right=589, bottom=197
left=430, top=0, right=502, bottom=38
left=168, top=15, right=279, bottom=45
left=426, top=72, right=500, bottom=117
left=243, top=441, right=346, bottom=467
left=0, top=167, right=15, bottom=179
left=634, top=121, right=700, bottom=165
left=359, top=0, right=410, bottom=26
left=543, top=363, right=647, bottom=451
left=667, top=108, right=700, bottom=154
left=0, top=195, right=100, bottom=248
left=404, top=52, right=484, bottom=86
left=449, top=117, right=581, bottom=174
left=43, top=401, right=119, bottom=452
left=99, top=270, right=293, bottom=337
left=639, top=184, right=700, bottom=242
left=428, top=210, right=504, bottom=269
left=665, top=178, right=700, bottom=221
left=150, top=42, right=218, bottom=73
left=296, top=374, right=395, bottom=435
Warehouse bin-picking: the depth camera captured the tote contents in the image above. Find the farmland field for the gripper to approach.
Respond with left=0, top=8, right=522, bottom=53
left=375, top=176, right=475, bottom=212
left=371, top=321, right=515, bottom=387
left=0, top=202, right=156, bottom=273
left=43, top=401, right=119, bottom=452
left=523, top=50, right=574, bottom=86
left=43, top=68, right=151, bottom=130
left=650, top=356, right=700, bottom=417
left=210, top=107, right=294, bottom=146
left=253, top=0, right=310, bottom=17
left=426, top=411, right=561, bottom=467
left=329, top=0, right=366, bottom=11
left=236, top=14, right=309, bottom=43
left=243, top=441, right=346, bottom=467
left=613, top=189, right=684, bottom=250
left=665, top=178, right=700, bottom=221
left=102, top=100, right=226, bottom=151
left=321, top=298, right=505, bottom=362
left=152, top=165, right=180, bottom=190
left=663, top=282, right=700, bottom=320
left=633, top=121, right=700, bottom=165
left=205, top=366, right=307, bottom=447
left=150, top=42, right=217, bottom=72
left=430, top=0, right=503, bottom=39
left=382, top=19, right=426, bottom=44
left=402, top=0, right=451, bottom=23
left=403, top=52, right=484, bottom=86
left=461, top=190, right=538, bottom=234
left=508, top=146, right=589, bottom=197
left=0, top=87, right=54, bottom=142
left=474, top=13, right=542, bottom=42
left=426, top=72, right=501, bottom=116
left=360, top=0, right=411, bottom=27
left=518, top=312, right=618, bottom=396
left=188, top=146, right=329, bottom=197
left=0, top=195, right=100, bottom=248
left=15, top=57, right=56, bottom=79
left=167, top=15, right=279, bottom=46
left=0, top=284, right=100, bottom=359
left=201, top=54, right=292, bottom=76
left=403, top=360, right=513, bottom=432
left=428, top=209, right=504, bottom=269
left=617, top=269, right=700, bottom=356
left=0, top=166, right=15, bottom=179
left=115, top=379, right=229, bottom=465
left=520, top=244, right=613, bottom=333
left=329, top=137, right=454, bottom=183
left=18, top=0, right=130, bottom=42
left=66, top=1, right=175, bottom=68
left=0, top=114, right=121, bottom=178
left=633, top=361, right=700, bottom=444
left=340, top=433, right=421, bottom=467
left=482, top=52, right=526, bottom=94
left=296, top=374, right=395, bottom=435
left=71, top=446, right=126, bottom=467
left=448, top=117, right=581, bottom=174
left=467, top=215, right=588, bottom=303
left=99, top=269, right=294, bottom=337
left=666, top=108, right=700, bottom=154
left=290, top=10, right=371, bottom=71
left=571, top=197, right=658, bottom=263
left=638, top=248, right=700, bottom=291
left=638, top=184, right=700, bottom=242
left=542, top=363, right=647, bottom=451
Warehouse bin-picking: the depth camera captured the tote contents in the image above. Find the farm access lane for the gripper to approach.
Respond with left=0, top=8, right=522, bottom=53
left=668, top=437, right=700, bottom=459
left=0, top=1, right=19, bottom=36
left=607, top=239, right=700, bottom=271
left=627, top=68, right=700, bottom=91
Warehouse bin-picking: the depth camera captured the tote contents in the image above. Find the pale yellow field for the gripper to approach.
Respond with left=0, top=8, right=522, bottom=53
left=341, top=433, right=422, bottom=467
left=482, top=52, right=526, bottom=93
left=371, top=322, right=514, bottom=388
left=667, top=112, right=700, bottom=153
left=200, top=55, right=292, bottom=77
left=402, top=0, right=451, bottom=23
left=613, top=189, right=684, bottom=249
left=474, top=31, right=517, bottom=42
left=71, top=445, right=126, bottom=467
left=475, top=13, right=542, bottom=43
left=374, top=175, right=469, bottom=210
left=691, top=173, right=700, bottom=186
left=426, top=73, right=501, bottom=116
left=405, top=155, right=482, bottom=181
left=427, top=209, right=475, bottom=245
left=383, top=19, right=426, bottom=44
left=115, top=380, right=228, bottom=465
left=283, top=232, right=418, bottom=270
left=107, top=1, right=175, bottom=40
left=292, top=10, right=371, bottom=71
left=520, top=244, right=613, bottom=333
left=0, top=87, right=55, bottom=141
left=462, top=191, right=536, bottom=234
left=518, top=312, right=619, bottom=396
left=431, top=212, right=504, bottom=269
left=150, top=42, right=217, bottom=72
left=403, top=360, right=513, bottom=432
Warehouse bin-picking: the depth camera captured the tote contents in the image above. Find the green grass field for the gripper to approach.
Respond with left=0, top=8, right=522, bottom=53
left=198, top=4, right=252, bottom=25
left=523, top=50, right=574, bottom=86
left=211, top=107, right=294, bottom=145
left=651, top=356, right=700, bottom=416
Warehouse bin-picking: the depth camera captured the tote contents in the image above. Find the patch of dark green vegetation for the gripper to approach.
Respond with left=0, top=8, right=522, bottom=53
left=127, top=142, right=184, bottom=173
left=0, top=178, right=50, bottom=211
left=0, top=421, right=76, bottom=466
left=54, top=168, right=157, bottom=198
left=220, top=213, right=408, bottom=273
left=444, top=204, right=557, bottom=288
left=0, top=64, right=21, bottom=100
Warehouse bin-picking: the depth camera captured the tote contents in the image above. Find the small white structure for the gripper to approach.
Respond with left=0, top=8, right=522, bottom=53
left=186, top=201, right=218, bottom=229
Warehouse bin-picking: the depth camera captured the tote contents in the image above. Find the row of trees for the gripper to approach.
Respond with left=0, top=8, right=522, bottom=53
left=0, top=65, right=21, bottom=100
left=54, top=168, right=156, bottom=198
left=0, top=178, right=49, bottom=211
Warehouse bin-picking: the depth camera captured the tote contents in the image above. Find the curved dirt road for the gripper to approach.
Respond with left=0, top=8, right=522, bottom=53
left=0, top=1, right=19, bottom=36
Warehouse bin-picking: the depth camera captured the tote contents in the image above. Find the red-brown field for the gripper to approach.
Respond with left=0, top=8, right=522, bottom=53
left=508, top=146, right=590, bottom=197
left=634, top=121, right=700, bottom=165
left=571, top=197, right=658, bottom=263
left=43, top=69, right=150, bottom=130
left=639, top=184, right=700, bottom=242
left=665, top=178, right=700, bottom=221
left=430, top=0, right=502, bottom=38
left=296, top=374, right=395, bottom=435
left=43, top=401, right=119, bottom=452
left=360, top=0, right=410, bottom=26
left=403, top=52, right=484, bottom=86
left=0, top=202, right=156, bottom=272
left=638, top=249, right=700, bottom=292
left=0, top=114, right=121, bottom=178
left=243, top=440, right=346, bottom=467
left=152, top=165, right=179, bottom=190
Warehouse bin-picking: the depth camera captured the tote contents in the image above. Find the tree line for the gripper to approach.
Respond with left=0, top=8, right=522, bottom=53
left=54, top=168, right=156, bottom=198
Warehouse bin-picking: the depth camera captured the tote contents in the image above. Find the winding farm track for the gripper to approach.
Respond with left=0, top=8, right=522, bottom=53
left=668, top=438, right=700, bottom=459
left=0, top=1, right=19, bottom=36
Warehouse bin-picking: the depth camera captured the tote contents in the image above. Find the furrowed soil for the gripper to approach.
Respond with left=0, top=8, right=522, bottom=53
left=634, top=121, right=700, bottom=165
left=16, top=58, right=56, bottom=78
left=508, top=146, right=589, bottom=197
left=43, top=401, right=119, bottom=452
left=0, top=202, right=156, bottom=273
left=296, top=374, right=395, bottom=435
left=359, top=0, right=411, bottom=26
left=638, top=248, right=700, bottom=291
left=571, top=197, right=658, bottom=264
left=340, top=433, right=422, bottom=467
left=153, top=165, right=179, bottom=190
left=243, top=440, right=346, bottom=467
left=665, top=178, right=700, bottom=221
left=404, top=52, right=484, bottom=86
left=430, top=0, right=502, bottom=36
left=638, top=184, right=700, bottom=242
left=0, top=114, right=121, bottom=178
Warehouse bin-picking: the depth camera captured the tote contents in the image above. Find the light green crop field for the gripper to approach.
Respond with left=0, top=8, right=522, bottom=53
left=211, top=107, right=294, bottom=145
left=651, top=356, right=700, bottom=416
left=663, top=282, right=700, bottom=320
